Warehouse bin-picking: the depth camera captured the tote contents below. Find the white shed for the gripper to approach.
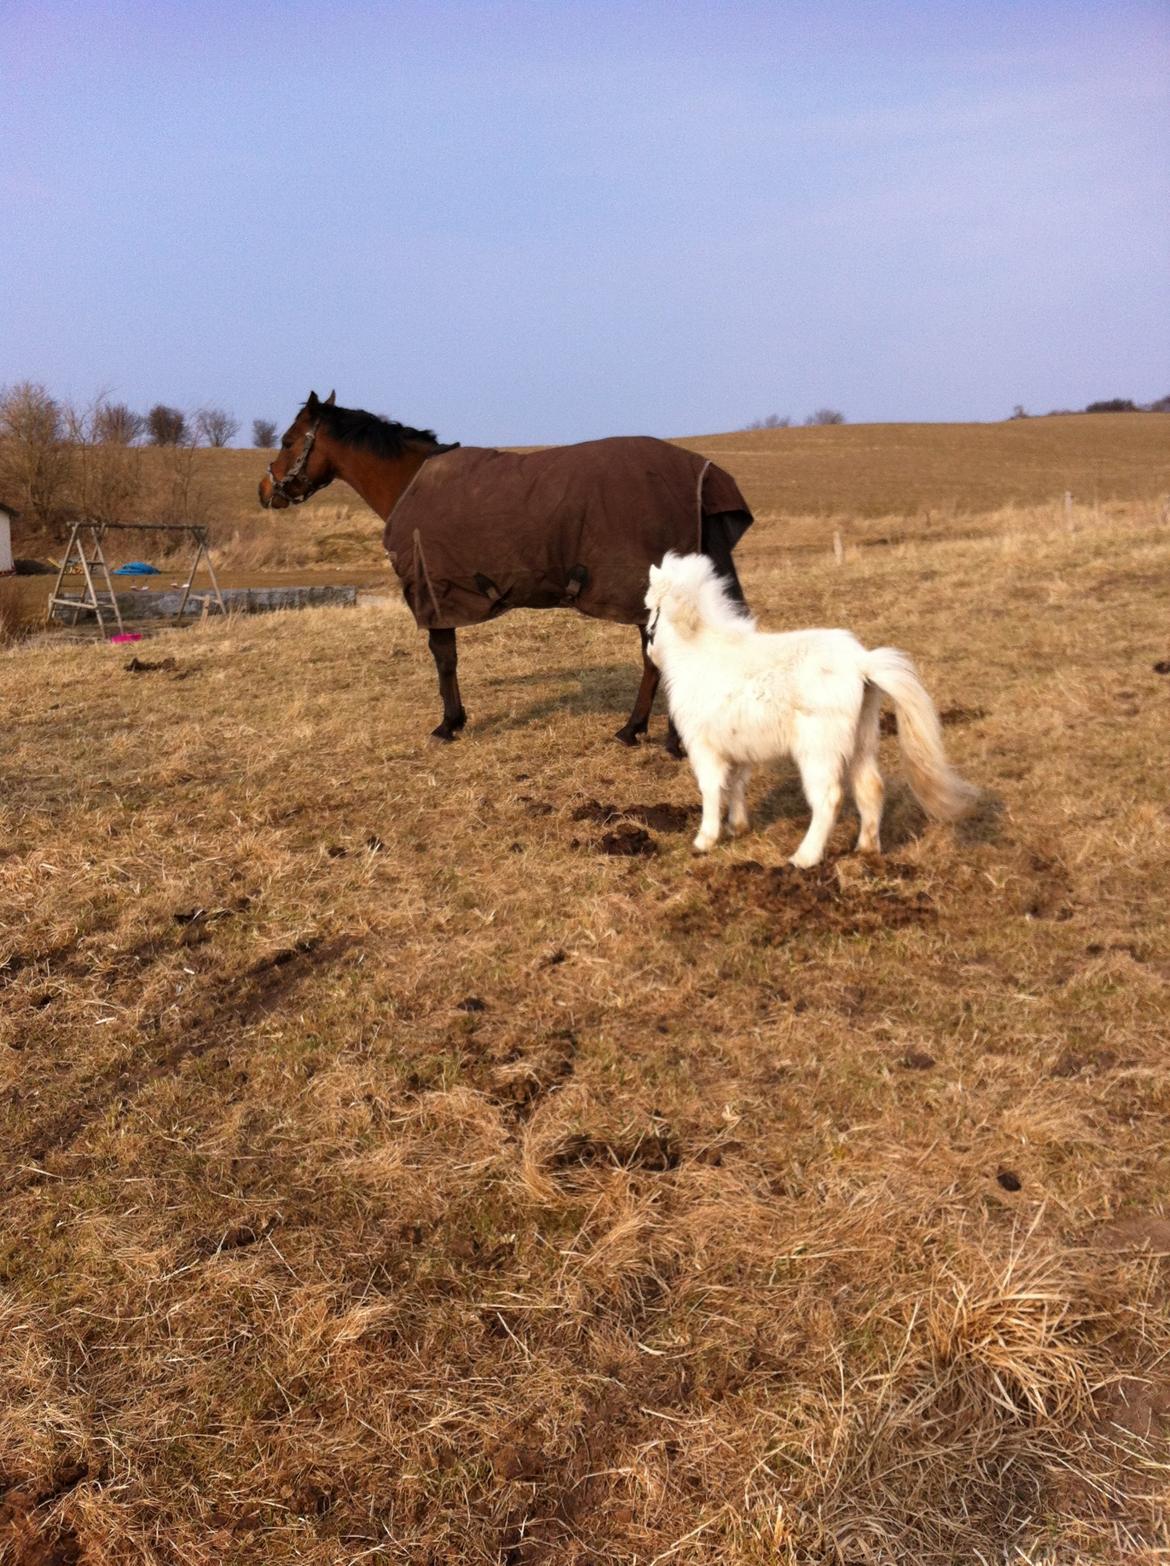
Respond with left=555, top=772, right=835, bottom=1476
left=0, top=501, right=15, bottom=576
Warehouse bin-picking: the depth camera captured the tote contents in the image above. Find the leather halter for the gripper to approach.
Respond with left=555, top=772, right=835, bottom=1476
left=265, top=414, right=328, bottom=505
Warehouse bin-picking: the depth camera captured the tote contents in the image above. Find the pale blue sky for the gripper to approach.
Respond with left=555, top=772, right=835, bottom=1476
left=2, top=0, right=1167, bottom=444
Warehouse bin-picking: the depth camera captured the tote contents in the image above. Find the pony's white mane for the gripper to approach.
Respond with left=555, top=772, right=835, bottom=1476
left=651, top=551, right=757, bottom=638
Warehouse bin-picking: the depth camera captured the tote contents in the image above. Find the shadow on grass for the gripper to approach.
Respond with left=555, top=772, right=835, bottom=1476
left=473, top=659, right=647, bottom=733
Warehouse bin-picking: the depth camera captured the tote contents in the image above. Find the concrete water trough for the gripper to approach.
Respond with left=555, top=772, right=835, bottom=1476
left=50, top=584, right=359, bottom=625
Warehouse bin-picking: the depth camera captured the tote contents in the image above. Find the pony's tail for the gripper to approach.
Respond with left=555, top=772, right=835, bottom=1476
left=864, top=647, right=979, bottom=822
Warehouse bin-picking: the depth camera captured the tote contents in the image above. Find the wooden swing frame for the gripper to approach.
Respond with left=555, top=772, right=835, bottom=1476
left=48, top=521, right=226, bottom=636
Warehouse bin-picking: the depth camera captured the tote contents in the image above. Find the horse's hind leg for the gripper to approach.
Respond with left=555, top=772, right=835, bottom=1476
left=615, top=627, right=659, bottom=746
left=428, top=628, right=468, bottom=741
left=701, top=512, right=749, bottom=607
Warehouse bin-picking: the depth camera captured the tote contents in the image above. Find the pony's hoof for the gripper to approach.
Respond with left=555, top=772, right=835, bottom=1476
left=665, top=737, right=686, bottom=760
left=692, top=835, right=716, bottom=855
left=728, top=818, right=750, bottom=838
left=431, top=723, right=460, bottom=742
left=788, top=852, right=820, bottom=870
left=614, top=723, right=645, bottom=747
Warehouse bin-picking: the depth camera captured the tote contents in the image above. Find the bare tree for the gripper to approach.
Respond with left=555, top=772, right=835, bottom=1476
left=0, top=381, right=70, bottom=527
left=804, top=408, right=846, bottom=426
left=147, top=404, right=189, bottom=445
left=64, top=397, right=144, bottom=525
left=140, top=431, right=209, bottom=526
left=744, top=413, right=792, bottom=430
left=196, top=406, right=240, bottom=447
left=94, top=402, right=145, bottom=444
left=252, top=418, right=277, bottom=448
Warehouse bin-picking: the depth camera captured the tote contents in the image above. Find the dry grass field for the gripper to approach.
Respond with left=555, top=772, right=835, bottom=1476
left=2, top=426, right=1170, bottom=1564
left=180, top=412, right=1170, bottom=537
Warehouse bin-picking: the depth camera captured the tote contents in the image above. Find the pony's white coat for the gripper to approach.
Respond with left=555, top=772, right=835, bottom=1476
left=645, top=552, right=977, bottom=865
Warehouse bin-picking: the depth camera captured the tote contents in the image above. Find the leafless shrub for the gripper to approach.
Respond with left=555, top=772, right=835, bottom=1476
left=0, top=381, right=71, bottom=528
left=744, top=413, right=791, bottom=430
left=804, top=407, right=846, bottom=426
left=93, top=402, right=145, bottom=444
left=146, top=403, right=189, bottom=446
left=252, top=418, right=277, bottom=448
left=195, top=406, right=240, bottom=447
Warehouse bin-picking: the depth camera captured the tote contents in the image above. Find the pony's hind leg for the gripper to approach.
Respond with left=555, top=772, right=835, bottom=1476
left=790, top=734, right=845, bottom=869
left=850, top=684, right=884, bottom=853
left=726, top=764, right=752, bottom=836
left=615, top=626, right=659, bottom=746
left=688, top=741, right=729, bottom=853
left=428, top=628, right=468, bottom=741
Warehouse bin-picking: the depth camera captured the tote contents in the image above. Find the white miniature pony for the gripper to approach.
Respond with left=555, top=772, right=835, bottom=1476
left=645, top=552, right=977, bottom=866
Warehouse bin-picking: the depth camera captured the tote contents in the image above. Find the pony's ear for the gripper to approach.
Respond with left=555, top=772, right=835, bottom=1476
left=306, top=390, right=319, bottom=409
left=648, top=562, right=661, bottom=583
left=666, top=585, right=702, bottom=638
left=324, top=390, right=336, bottom=406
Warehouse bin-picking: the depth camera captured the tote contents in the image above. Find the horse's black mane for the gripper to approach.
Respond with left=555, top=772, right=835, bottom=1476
left=315, top=402, right=451, bottom=456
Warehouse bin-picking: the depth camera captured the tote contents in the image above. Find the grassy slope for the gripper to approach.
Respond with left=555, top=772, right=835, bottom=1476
left=2, top=499, right=1169, bottom=1563
left=140, top=411, right=1170, bottom=534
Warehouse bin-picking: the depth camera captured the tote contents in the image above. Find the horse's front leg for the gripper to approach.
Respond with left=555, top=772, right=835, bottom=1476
left=615, top=626, right=686, bottom=756
left=428, top=628, right=467, bottom=741
left=615, top=626, right=659, bottom=746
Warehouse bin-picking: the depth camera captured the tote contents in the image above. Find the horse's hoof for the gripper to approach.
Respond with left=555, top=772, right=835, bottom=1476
left=430, top=724, right=459, bottom=742
left=665, top=738, right=686, bottom=760
left=451, top=709, right=469, bottom=731
left=614, top=724, right=643, bottom=747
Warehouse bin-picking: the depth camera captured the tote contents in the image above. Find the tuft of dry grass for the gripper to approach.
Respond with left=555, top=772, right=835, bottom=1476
left=0, top=578, right=23, bottom=647
left=2, top=498, right=1169, bottom=1563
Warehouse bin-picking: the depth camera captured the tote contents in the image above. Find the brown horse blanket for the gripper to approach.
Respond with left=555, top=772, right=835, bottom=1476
left=383, top=436, right=752, bottom=630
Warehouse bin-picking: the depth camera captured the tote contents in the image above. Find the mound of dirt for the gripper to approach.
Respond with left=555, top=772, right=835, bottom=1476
left=880, top=704, right=987, bottom=736
left=674, top=858, right=934, bottom=943
left=1092, top=1215, right=1170, bottom=1254
left=598, top=825, right=658, bottom=857
left=571, top=799, right=695, bottom=832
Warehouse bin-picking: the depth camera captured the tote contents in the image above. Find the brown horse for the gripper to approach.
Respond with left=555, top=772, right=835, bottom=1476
left=258, top=391, right=753, bottom=746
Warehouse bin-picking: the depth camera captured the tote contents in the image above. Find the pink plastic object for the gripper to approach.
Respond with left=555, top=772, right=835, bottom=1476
left=108, top=632, right=143, bottom=644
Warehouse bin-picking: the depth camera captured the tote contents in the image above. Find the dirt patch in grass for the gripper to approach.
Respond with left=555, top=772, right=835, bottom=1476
left=597, top=824, right=658, bottom=856
left=880, top=702, right=987, bottom=736
left=674, top=856, right=935, bottom=943
left=571, top=799, right=696, bottom=832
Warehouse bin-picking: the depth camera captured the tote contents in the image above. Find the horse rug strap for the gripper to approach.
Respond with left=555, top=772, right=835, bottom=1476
left=383, top=435, right=752, bottom=631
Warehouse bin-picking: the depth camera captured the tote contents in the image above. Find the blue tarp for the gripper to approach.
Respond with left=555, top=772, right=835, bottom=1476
left=113, top=562, right=160, bottom=575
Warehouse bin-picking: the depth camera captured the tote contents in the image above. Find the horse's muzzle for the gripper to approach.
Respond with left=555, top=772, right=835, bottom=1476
left=258, top=476, right=289, bottom=510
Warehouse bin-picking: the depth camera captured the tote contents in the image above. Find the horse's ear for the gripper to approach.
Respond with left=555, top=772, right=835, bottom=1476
left=306, top=390, right=319, bottom=409
left=648, top=562, right=660, bottom=581
left=324, top=390, right=336, bottom=406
